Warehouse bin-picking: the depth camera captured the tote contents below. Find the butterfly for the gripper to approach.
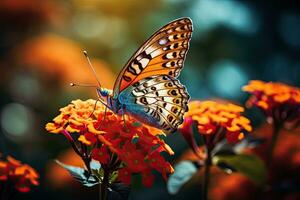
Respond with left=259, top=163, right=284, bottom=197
left=90, top=18, right=193, bottom=133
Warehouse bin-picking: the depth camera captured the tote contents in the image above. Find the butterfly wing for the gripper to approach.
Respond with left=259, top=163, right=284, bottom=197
left=113, top=17, right=193, bottom=98
left=118, top=75, right=189, bottom=133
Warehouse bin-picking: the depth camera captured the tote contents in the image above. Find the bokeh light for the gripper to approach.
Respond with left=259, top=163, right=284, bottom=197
left=208, top=60, right=249, bottom=99
left=9, top=72, right=41, bottom=104
left=188, top=0, right=258, bottom=37
left=1, top=103, right=34, bottom=140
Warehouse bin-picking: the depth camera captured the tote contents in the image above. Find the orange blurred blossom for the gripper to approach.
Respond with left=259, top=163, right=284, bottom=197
left=243, top=80, right=300, bottom=128
left=19, top=34, right=116, bottom=88
left=180, top=101, right=252, bottom=145
left=0, top=155, right=39, bottom=193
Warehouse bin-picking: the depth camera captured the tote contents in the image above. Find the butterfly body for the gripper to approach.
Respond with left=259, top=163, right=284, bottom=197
left=97, top=87, right=160, bottom=127
left=96, top=18, right=193, bottom=133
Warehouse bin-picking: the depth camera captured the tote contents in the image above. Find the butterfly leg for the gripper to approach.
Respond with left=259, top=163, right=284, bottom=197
left=97, top=97, right=110, bottom=108
left=94, top=100, right=109, bottom=130
left=94, top=96, right=111, bottom=129
left=122, top=113, right=126, bottom=129
left=88, top=99, right=99, bottom=118
left=119, top=105, right=127, bottom=129
left=101, top=105, right=108, bottom=124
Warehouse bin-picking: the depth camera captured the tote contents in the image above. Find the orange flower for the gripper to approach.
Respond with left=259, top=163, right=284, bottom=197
left=0, top=155, right=39, bottom=193
left=142, top=171, right=155, bottom=188
left=92, top=146, right=110, bottom=164
left=46, top=99, right=174, bottom=187
left=118, top=168, right=131, bottom=185
left=180, top=101, right=252, bottom=144
left=243, top=80, right=300, bottom=127
left=18, top=34, right=116, bottom=88
left=46, top=99, right=106, bottom=135
left=121, top=149, right=148, bottom=173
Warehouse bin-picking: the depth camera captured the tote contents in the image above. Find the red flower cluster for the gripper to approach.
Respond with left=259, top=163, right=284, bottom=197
left=180, top=101, right=252, bottom=144
left=46, top=99, right=174, bottom=187
left=0, top=155, right=39, bottom=193
left=243, top=80, right=300, bottom=127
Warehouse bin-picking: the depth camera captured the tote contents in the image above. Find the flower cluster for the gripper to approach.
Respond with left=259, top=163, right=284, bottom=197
left=46, top=99, right=174, bottom=187
left=243, top=80, right=300, bottom=127
left=0, top=155, right=39, bottom=193
left=180, top=101, right=252, bottom=144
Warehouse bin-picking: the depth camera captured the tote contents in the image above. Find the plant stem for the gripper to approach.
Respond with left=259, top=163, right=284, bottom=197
left=99, top=167, right=109, bottom=200
left=267, top=122, right=281, bottom=167
left=80, top=142, right=92, bottom=173
left=203, top=147, right=212, bottom=200
left=61, top=129, right=81, bottom=156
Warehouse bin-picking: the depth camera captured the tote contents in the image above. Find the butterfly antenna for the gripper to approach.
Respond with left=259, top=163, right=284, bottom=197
left=70, top=83, right=98, bottom=88
left=83, top=50, right=102, bottom=88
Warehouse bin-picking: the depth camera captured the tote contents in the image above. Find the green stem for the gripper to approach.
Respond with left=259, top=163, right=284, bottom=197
left=267, top=123, right=281, bottom=167
left=203, top=147, right=212, bottom=200
left=80, top=142, right=92, bottom=173
left=99, top=167, right=109, bottom=200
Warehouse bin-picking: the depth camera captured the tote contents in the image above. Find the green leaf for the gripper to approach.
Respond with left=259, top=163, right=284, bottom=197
left=167, top=161, right=198, bottom=195
left=109, top=171, right=118, bottom=183
left=55, top=160, right=100, bottom=187
left=213, top=154, right=267, bottom=186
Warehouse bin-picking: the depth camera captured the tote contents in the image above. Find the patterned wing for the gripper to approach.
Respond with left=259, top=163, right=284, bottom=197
left=113, top=17, right=193, bottom=98
left=118, top=75, right=190, bottom=133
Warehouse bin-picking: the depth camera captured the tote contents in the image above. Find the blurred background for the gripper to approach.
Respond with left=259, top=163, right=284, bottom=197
left=0, top=0, right=300, bottom=199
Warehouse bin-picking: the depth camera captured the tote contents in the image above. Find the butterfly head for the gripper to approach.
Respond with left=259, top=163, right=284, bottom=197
left=96, top=88, right=112, bottom=98
left=96, top=88, right=120, bottom=113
